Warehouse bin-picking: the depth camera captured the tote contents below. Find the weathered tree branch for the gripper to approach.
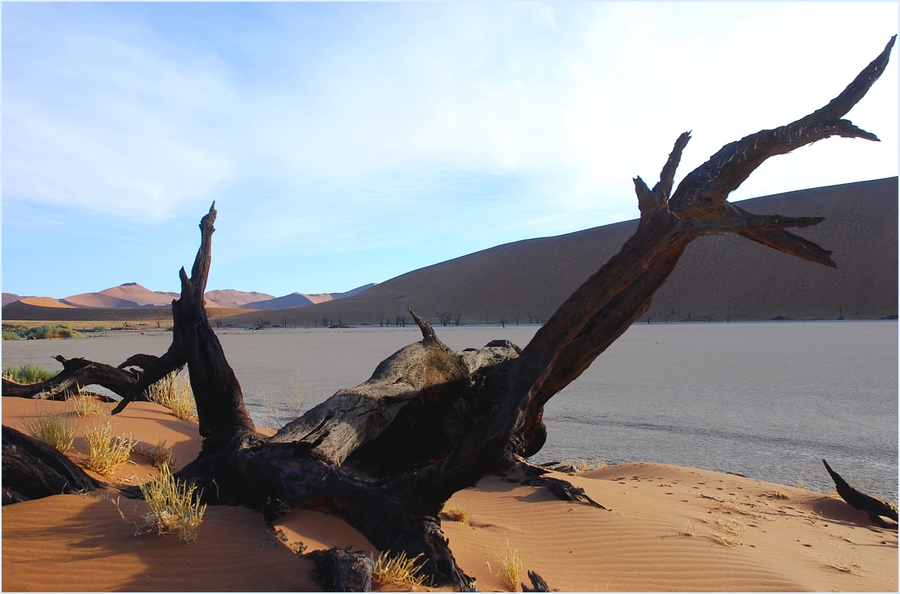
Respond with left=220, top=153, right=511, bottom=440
left=2, top=355, right=135, bottom=403
left=668, top=36, right=895, bottom=219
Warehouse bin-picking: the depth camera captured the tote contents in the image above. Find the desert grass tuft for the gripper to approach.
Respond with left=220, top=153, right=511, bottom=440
left=829, top=545, right=861, bottom=575
left=71, top=392, right=103, bottom=417
left=372, top=550, right=429, bottom=588
left=683, top=519, right=695, bottom=536
left=445, top=505, right=471, bottom=525
left=86, top=421, right=136, bottom=475
left=147, top=370, right=197, bottom=420
left=22, top=409, right=75, bottom=453
left=150, top=438, right=177, bottom=470
left=579, top=458, right=608, bottom=472
left=259, top=388, right=305, bottom=430
left=260, top=396, right=282, bottom=430
left=140, top=463, right=207, bottom=543
left=712, top=516, right=746, bottom=547
left=489, top=541, right=524, bottom=591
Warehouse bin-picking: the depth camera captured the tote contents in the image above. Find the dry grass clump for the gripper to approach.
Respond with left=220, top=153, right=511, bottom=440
left=829, top=544, right=861, bottom=575
left=22, top=409, right=76, bottom=453
left=552, top=459, right=608, bottom=473
left=682, top=519, right=695, bottom=536
left=445, top=505, right=470, bottom=525
left=372, top=550, right=429, bottom=588
left=140, top=463, right=207, bottom=543
left=71, top=392, right=102, bottom=417
left=86, top=421, right=136, bottom=475
left=150, top=438, right=176, bottom=470
left=712, top=516, right=746, bottom=547
left=260, top=389, right=305, bottom=430
left=260, top=396, right=282, bottom=430
left=489, top=542, right=524, bottom=591
left=578, top=458, right=608, bottom=472
left=147, top=371, right=197, bottom=420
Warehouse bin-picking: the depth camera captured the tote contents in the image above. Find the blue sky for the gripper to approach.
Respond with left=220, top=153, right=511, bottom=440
left=3, top=2, right=897, bottom=299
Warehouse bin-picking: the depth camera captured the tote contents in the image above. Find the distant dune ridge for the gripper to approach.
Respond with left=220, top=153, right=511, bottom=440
left=1, top=293, right=23, bottom=307
left=3, top=178, right=896, bottom=325
left=227, top=177, right=898, bottom=326
left=1, top=284, right=373, bottom=317
left=243, top=285, right=375, bottom=310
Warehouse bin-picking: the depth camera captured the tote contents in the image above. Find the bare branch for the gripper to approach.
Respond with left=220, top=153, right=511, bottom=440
left=669, top=36, right=896, bottom=218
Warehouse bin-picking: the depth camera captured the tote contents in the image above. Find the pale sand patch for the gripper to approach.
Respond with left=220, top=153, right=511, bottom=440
left=2, top=396, right=896, bottom=591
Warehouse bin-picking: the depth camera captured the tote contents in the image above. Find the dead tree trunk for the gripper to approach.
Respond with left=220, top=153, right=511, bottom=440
left=2, top=37, right=893, bottom=589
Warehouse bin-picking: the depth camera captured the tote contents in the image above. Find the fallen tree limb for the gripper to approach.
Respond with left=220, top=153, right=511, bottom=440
left=823, top=459, right=898, bottom=529
left=1, top=425, right=101, bottom=504
left=2, top=355, right=136, bottom=402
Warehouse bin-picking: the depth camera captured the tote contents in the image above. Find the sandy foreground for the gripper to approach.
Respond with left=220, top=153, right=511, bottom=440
left=2, top=396, right=896, bottom=592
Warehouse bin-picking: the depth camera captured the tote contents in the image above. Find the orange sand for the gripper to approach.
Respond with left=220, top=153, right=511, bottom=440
left=17, top=297, right=76, bottom=309
left=2, top=396, right=896, bottom=591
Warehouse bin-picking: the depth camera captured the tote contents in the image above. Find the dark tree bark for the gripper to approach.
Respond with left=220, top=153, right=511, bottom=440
left=823, top=459, right=898, bottom=529
left=306, top=547, right=375, bottom=592
left=2, top=37, right=893, bottom=589
left=2, top=425, right=101, bottom=504
left=522, top=570, right=551, bottom=592
left=2, top=355, right=138, bottom=403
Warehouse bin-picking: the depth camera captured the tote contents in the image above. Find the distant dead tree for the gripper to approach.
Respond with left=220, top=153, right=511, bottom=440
left=3, top=38, right=895, bottom=590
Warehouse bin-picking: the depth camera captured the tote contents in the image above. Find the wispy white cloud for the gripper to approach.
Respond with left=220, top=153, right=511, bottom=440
left=3, top=11, right=237, bottom=221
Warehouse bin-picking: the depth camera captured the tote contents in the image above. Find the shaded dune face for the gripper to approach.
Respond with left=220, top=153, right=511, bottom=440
left=2, top=178, right=895, bottom=325
left=224, top=177, right=898, bottom=328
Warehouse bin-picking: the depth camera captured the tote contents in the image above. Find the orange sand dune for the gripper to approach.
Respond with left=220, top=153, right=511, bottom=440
left=18, top=297, right=76, bottom=309
left=2, top=396, right=896, bottom=592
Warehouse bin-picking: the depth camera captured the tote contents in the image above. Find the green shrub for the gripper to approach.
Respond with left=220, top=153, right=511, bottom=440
left=91, top=326, right=109, bottom=333
left=19, top=325, right=83, bottom=340
left=2, top=363, right=57, bottom=384
left=2, top=330, right=21, bottom=340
